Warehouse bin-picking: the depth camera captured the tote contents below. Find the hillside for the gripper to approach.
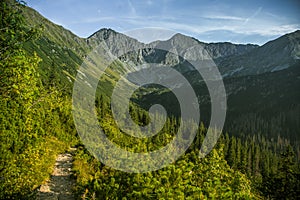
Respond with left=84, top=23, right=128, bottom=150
left=1, top=1, right=299, bottom=198
left=23, top=6, right=89, bottom=90
left=219, top=30, right=300, bottom=76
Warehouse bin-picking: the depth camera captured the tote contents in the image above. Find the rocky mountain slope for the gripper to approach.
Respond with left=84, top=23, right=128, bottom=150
left=87, top=28, right=299, bottom=77
left=219, top=30, right=300, bottom=77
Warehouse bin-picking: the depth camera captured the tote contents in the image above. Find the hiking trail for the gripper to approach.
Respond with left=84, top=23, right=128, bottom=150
left=36, top=148, right=77, bottom=200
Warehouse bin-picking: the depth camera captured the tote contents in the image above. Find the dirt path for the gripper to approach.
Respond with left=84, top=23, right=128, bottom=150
left=36, top=148, right=77, bottom=200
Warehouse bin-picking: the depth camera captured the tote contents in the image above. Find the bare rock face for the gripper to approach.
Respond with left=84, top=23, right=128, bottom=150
left=86, top=28, right=300, bottom=79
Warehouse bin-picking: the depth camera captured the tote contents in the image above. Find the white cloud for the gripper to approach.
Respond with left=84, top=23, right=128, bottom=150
left=249, top=24, right=300, bottom=36
left=204, top=15, right=245, bottom=21
left=122, top=17, right=300, bottom=40
left=128, top=0, right=137, bottom=16
left=62, top=1, right=300, bottom=44
left=244, top=7, right=263, bottom=24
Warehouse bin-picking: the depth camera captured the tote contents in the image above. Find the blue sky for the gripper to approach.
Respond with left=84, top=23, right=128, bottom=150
left=26, top=0, right=300, bottom=45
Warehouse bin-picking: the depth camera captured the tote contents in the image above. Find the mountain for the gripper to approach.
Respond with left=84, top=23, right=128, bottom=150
left=22, top=6, right=299, bottom=143
left=88, top=29, right=259, bottom=73
left=219, top=30, right=300, bottom=77
left=224, top=64, right=300, bottom=141
left=93, top=30, right=299, bottom=141
left=22, top=5, right=300, bottom=80
left=88, top=28, right=299, bottom=79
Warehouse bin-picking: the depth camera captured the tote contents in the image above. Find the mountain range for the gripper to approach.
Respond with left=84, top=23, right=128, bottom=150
left=23, top=6, right=300, bottom=144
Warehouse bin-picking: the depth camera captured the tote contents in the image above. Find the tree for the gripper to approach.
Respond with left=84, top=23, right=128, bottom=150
left=275, top=146, right=299, bottom=199
left=226, top=136, right=236, bottom=167
left=0, top=0, right=39, bottom=61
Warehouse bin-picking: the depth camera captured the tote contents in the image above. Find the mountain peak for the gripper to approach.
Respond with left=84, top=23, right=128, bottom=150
left=87, top=28, right=117, bottom=40
left=170, top=33, right=186, bottom=39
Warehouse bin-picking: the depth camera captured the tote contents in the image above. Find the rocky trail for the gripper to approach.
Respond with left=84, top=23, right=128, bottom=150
left=36, top=148, right=77, bottom=200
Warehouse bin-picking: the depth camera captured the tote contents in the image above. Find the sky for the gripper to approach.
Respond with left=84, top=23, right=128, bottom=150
left=26, top=0, right=300, bottom=45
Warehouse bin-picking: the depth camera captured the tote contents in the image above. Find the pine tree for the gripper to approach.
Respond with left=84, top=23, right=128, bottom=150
left=226, top=136, right=236, bottom=168
left=275, top=146, right=299, bottom=199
